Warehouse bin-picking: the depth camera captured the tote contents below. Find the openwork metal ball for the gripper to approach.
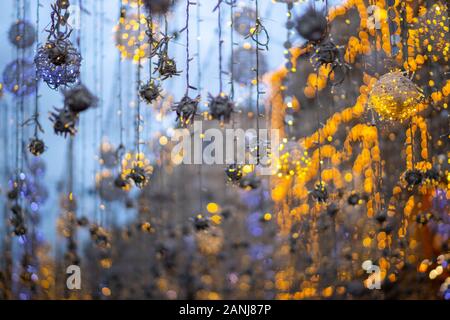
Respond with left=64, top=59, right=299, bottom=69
left=64, top=84, right=97, bottom=113
left=172, top=95, right=200, bottom=127
left=140, top=80, right=162, bottom=104
left=368, top=71, right=425, bottom=121
left=8, top=20, right=36, bottom=49
left=126, top=165, right=150, bottom=189
left=49, top=107, right=78, bottom=137
left=2, top=59, right=37, bottom=97
left=28, top=138, right=46, bottom=156
left=35, top=39, right=81, bottom=88
left=295, top=6, right=328, bottom=43
left=347, top=193, right=360, bottom=206
left=193, top=214, right=209, bottom=231
left=207, top=93, right=235, bottom=123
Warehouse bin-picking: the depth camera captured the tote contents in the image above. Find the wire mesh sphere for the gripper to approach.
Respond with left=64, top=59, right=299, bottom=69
left=8, top=20, right=36, bottom=49
left=233, top=6, right=256, bottom=36
left=368, top=71, right=426, bottom=121
left=230, top=46, right=268, bottom=85
left=35, top=39, right=82, bottom=88
left=114, top=12, right=159, bottom=62
left=2, top=59, right=37, bottom=97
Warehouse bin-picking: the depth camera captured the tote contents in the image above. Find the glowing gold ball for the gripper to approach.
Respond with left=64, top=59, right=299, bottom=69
left=368, top=71, right=425, bottom=121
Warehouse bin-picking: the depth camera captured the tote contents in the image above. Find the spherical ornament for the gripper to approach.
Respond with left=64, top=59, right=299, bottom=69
left=114, top=12, right=159, bottom=61
left=8, top=20, right=36, bottom=49
left=230, top=46, right=268, bottom=85
left=347, top=193, right=360, bottom=206
left=193, top=214, right=209, bottom=231
left=64, top=84, right=97, bottom=113
left=35, top=39, right=82, bottom=88
left=172, top=95, right=200, bottom=127
left=2, top=59, right=37, bottom=97
left=225, top=164, right=243, bottom=183
left=404, top=169, right=423, bottom=187
left=139, top=80, right=162, bottom=104
left=368, top=71, right=426, bottom=121
left=49, top=107, right=78, bottom=137
left=207, top=93, right=235, bottom=123
left=311, top=182, right=328, bottom=203
left=11, top=204, right=27, bottom=236
left=143, top=0, right=177, bottom=15
left=295, top=5, right=328, bottom=43
left=121, top=152, right=153, bottom=189
left=155, top=54, right=180, bottom=80
left=233, top=6, right=256, bottom=36
left=28, top=138, right=46, bottom=156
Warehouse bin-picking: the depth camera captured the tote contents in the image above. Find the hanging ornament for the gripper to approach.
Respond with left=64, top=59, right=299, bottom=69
left=207, top=93, right=235, bottom=123
left=311, top=182, right=328, bottom=203
left=404, top=169, right=423, bottom=188
left=310, top=41, right=349, bottom=85
left=8, top=20, right=36, bottom=49
left=139, top=79, right=162, bottom=104
left=225, top=164, right=243, bottom=183
left=49, top=107, right=78, bottom=137
left=155, top=52, right=181, bottom=80
left=120, top=152, right=153, bottom=189
left=172, top=95, right=200, bottom=127
left=35, top=1, right=81, bottom=88
left=63, top=84, right=97, bottom=114
left=96, top=171, right=127, bottom=202
left=368, top=71, right=426, bottom=121
left=11, top=204, right=27, bottom=236
left=143, top=0, right=177, bottom=15
left=193, top=214, right=209, bottom=231
left=295, top=5, right=328, bottom=43
left=28, top=138, right=46, bottom=156
left=2, top=59, right=37, bottom=97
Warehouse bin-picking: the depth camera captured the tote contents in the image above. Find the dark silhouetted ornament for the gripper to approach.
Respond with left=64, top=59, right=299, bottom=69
left=155, top=54, right=181, bottom=80
left=77, top=216, right=89, bottom=227
left=11, top=204, right=27, bottom=236
left=295, top=5, right=328, bottom=43
left=143, top=0, right=176, bottom=15
left=404, top=169, right=423, bottom=187
left=140, top=80, right=162, bottom=104
left=28, top=138, right=46, bottom=156
left=375, top=210, right=387, bottom=223
left=126, top=166, right=150, bottom=189
left=347, top=193, right=360, bottom=206
left=49, top=107, right=78, bottom=137
left=225, top=164, right=243, bottom=183
left=64, top=84, right=98, bottom=113
left=311, top=183, right=328, bottom=203
left=172, top=95, right=200, bottom=127
left=208, top=93, right=235, bottom=123
left=193, top=215, right=209, bottom=231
